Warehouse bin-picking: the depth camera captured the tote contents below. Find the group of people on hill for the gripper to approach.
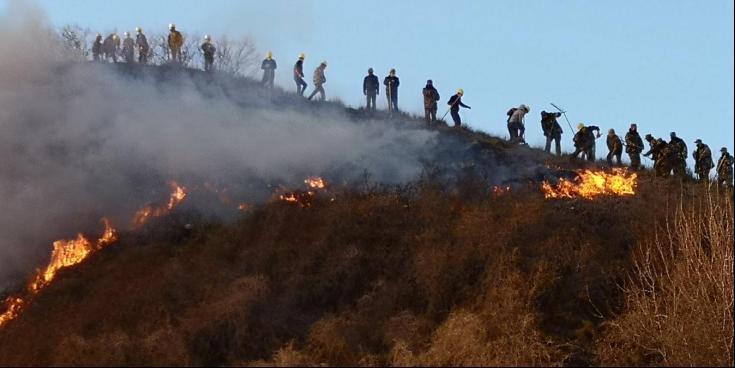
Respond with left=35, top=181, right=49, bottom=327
left=85, top=24, right=733, bottom=187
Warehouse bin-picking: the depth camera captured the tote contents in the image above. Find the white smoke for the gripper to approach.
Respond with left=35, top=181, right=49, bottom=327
left=0, top=4, right=438, bottom=286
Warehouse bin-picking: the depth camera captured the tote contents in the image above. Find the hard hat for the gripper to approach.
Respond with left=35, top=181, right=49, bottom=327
left=135, top=27, right=142, bottom=33
left=298, top=53, right=305, bottom=59
left=608, top=129, right=615, bottom=134
left=456, top=88, right=464, bottom=95
left=204, top=35, right=211, bottom=41
left=96, top=33, right=101, bottom=37
left=694, top=139, right=702, bottom=144
left=520, top=104, right=530, bottom=112
left=169, top=23, right=175, bottom=29
left=267, top=51, right=273, bottom=59
left=112, top=34, right=118, bottom=39
left=577, top=123, right=585, bottom=131
left=124, top=32, right=129, bottom=37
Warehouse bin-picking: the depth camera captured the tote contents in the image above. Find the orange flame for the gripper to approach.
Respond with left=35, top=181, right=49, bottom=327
left=1, top=218, right=118, bottom=327
left=541, top=168, right=637, bottom=199
left=492, top=185, right=511, bottom=196
left=305, top=176, right=326, bottom=189
left=237, top=203, right=250, bottom=211
left=132, top=181, right=188, bottom=227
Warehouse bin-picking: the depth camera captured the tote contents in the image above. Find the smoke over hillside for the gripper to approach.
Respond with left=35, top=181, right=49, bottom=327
left=0, top=9, right=445, bottom=285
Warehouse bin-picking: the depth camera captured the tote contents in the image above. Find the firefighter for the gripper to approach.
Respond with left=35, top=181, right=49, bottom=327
left=422, top=80, right=440, bottom=125
left=135, top=27, right=149, bottom=64
left=717, top=147, right=734, bottom=188
left=201, top=35, right=216, bottom=72
left=102, top=33, right=120, bottom=63
left=261, top=51, right=277, bottom=88
left=363, top=68, right=379, bottom=110
left=507, top=104, right=529, bottom=143
left=541, top=110, right=563, bottom=155
left=668, top=132, right=688, bottom=177
left=624, top=123, right=644, bottom=170
left=644, top=136, right=672, bottom=177
left=606, top=129, right=623, bottom=166
left=307, top=61, right=327, bottom=101
left=294, top=53, right=307, bottom=96
left=121, top=32, right=135, bottom=63
left=447, top=89, right=471, bottom=128
left=167, top=23, right=183, bottom=62
left=92, top=33, right=103, bottom=61
left=383, top=68, right=400, bottom=112
left=571, top=123, right=601, bottom=162
left=693, top=139, right=714, bottom=181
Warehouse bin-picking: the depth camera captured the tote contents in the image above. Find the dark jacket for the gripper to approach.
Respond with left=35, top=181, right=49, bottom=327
left=422, top=85, right=440, bottom=109
left=541, top=111, right=562, bottom=138
left=201, top=42, right=216, bottom=58
left=625, top=130, right=644, bottom=154
left=383, top=76, right=399, bottom=94
left=363, top=74, right=379, bottom=95
left=447, top=94, right=470, bottom=112
left=92, top=37, right=103, bottom=54
left=669, top=136, right=687, bottom=160
left=294, top=60, right=304, bottom=78
left=574, top=126, right=600, bottom=149
left=261, top=58, right=277, bottom=71
left=136, top=34, right=149, bottom=52
left=607, top=134, right=623, bottom=154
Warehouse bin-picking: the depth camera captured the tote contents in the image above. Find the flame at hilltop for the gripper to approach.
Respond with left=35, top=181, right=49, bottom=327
left=132, top=181, right=188, bottom=227
left=541, top=168, right=637, bottom=199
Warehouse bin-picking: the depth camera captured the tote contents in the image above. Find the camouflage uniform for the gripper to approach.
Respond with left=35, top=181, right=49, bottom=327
left=168, top=29, right=184, bottom=62
left=307, top=64, right=327, bottom=101
left=717, top=151, right=734, bottom=188
left=645, top=139, right=672, bottom=177
left=669, top=136, right=688, bottom=177
left=625, top=129, right=644, bottom=170
left=693, top=142, right=714, bottom=181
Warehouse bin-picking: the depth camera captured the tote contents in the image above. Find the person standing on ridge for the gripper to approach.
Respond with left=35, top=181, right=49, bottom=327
left=135, top=27, right=149, bottom=64
left=447, top=89, right=471, bottom=128
left=91, top=33, right=103, bottom=61
left=102, top=33, right=120, bottom=63
left=716, top=147, right=734, bottom=188
left=541, top=110, right=563, bottom=155
left=422, top=80, right=440, bottom=125
left=201, top=35, right=216, bottom=72
left=121, top=32, right=135, bottom=63
left=507, top=104, right=530, bottom=143
left=294, top=53, right=307, bottom=96
left=307, top=61, right=327, bottom=101
left=668, top=132, right=688, bottom=177
left=383, top=68, right=400, bottom=112
left=363, top=68, right=379, bottom=111
left=693, top=139, right=714, bottom=182
left=261, top=52, right=277, bottom=88
left=606, top=129, right=623, bottom=166
left=167, top=23, right=183, bottom=62
left=624, top=123, right=644, bottom=170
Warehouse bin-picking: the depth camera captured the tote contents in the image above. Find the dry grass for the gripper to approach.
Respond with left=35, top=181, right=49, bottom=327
left=596, top=190, right=734, bottom=366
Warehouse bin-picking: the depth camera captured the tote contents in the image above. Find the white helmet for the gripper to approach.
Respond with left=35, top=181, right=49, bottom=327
left=204, top=35, right=211, bottom=41
left=123, top=31, right=129, bottom=37
left=135, top=27, right=142, bottom=33
left=169, top=23, right=176, bottom=30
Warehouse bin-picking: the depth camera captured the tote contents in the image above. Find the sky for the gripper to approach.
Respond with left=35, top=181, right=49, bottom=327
left=1, top=0, right=733, bottom=166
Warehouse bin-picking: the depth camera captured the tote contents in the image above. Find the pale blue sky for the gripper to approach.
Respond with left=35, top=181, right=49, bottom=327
left=2, top=0, right=733, bottom=162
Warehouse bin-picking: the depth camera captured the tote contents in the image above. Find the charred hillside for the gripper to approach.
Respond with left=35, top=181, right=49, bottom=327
left=0, top=63, right=732, bottom=367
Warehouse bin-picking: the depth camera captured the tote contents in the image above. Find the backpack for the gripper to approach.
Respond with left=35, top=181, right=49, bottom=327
left=506, top=108, right=517, bottom=123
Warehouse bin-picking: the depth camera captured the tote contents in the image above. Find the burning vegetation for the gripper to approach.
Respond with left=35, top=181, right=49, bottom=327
left=541, top=168, right=637, bottom=199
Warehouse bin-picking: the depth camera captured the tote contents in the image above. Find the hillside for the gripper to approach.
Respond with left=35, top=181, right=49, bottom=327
left=0, top=63, right=732, bottom=367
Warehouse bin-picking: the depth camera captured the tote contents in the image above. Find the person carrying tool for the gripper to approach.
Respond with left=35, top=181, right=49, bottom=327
left=668, top=132, right=688, bottom=177
left=606, top=129, right=623, bottom=166
left=91, top=33, right=103, bottom=61
left=383, top=68, right=400, bottom=112
left=121, top=32, right=135, bottom=63
left=571, top=123, right=601, bottom=162
left=422, top=80, right=440, bottom=125
left=307, top=61, right=327, bottom=101
left=135, top=27, right=149, bottom=64
left=693, top=139, right=714, bottom=181
left=363, top=68, right=379, bottom=110
left=261, top=51, right=277, bottom=88
left=541, top=110, right=563, bottom=155
left=716, top=147, right=734, bottom=188
left=447, top=89, right=471, bottom=128
left=507, top=104, right=530, bottom=143
left=201, top=35, right=216, bottom=72
left=624, top=123, right=644, bottom=170
left=102, top=33, right=120, bottom=63
left=294, top=53, right=307, bottom=96
left=167, top=23, right=183, bottom=62
left=644, top=135, right=672, bottom=177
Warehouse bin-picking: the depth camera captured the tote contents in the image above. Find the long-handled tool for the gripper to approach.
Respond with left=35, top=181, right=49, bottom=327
left=550, top=102, right=575, bottom=133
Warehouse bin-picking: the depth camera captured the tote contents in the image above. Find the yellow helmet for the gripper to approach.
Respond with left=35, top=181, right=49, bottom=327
left=267, top=51, right=273, bottom=59
left=456, top=88, right=464, bottom=95
left=577, top=123, right=585, bottom=131
left=298, top=52, right=305, bottom=59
